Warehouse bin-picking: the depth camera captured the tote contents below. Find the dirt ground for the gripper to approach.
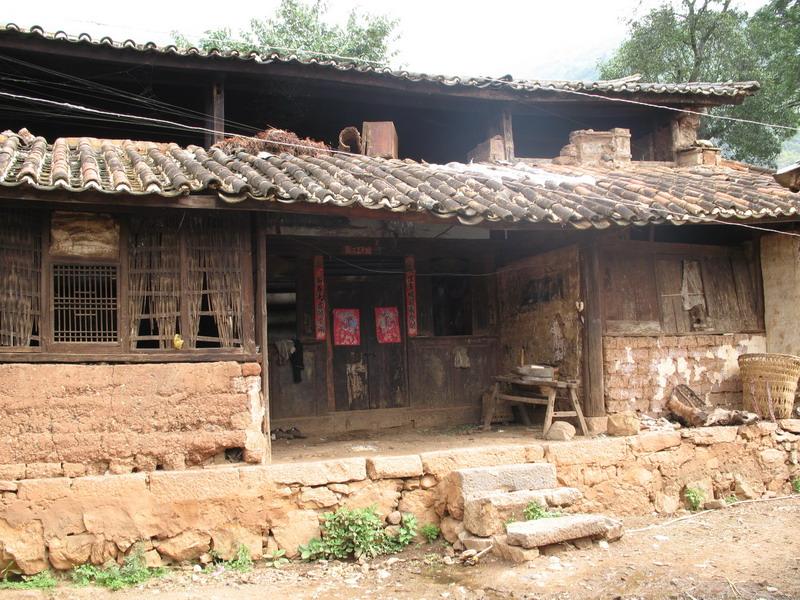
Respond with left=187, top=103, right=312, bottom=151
left=270, top=424, right=545, bottom=463
left=3, top=496, right=798, bottom=600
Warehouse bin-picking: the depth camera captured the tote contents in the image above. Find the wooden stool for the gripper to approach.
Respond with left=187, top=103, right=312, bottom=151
left=482, top=375, right=589, bottom=437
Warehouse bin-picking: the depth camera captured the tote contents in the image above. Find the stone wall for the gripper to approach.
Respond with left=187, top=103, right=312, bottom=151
left=761, top=234, right=800, bottom=355
left=1, top=423, right=797, bottom=574
left=604, top=333, right=766, bottom=414
left=0, top=362, right=267, bottom=480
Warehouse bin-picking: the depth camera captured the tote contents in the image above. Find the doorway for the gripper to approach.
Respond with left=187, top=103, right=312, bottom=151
left=328, top=274, right=408, bottom=411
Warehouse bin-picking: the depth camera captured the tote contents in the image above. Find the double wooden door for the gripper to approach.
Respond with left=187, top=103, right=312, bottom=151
left=328, top=276, right=407, bottom=411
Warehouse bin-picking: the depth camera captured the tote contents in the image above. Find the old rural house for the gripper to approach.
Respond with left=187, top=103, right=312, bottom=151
left=0, top=22, right=799, bottom=574
left=0, top=23, right=799, bottom=472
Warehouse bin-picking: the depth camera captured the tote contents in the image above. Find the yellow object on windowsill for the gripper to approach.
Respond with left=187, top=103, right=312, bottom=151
left=172, top=333, right=184, bottom=350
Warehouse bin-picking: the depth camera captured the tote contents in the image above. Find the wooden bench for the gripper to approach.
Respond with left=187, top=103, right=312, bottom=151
left=482, top=375, right=589, bottom=436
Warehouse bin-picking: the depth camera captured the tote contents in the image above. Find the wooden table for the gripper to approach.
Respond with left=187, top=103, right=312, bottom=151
left=482, top=375, right=589, bottom=436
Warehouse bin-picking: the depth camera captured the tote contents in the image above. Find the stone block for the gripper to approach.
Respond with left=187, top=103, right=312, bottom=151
left=631, top=431, right=682, bottom=453
left=271, top=510, right=321, bottom=559
left=0, top=519, right=47, bottom=574
left=545, top=421, right=576, bottom=441
left=681, top=426, right=738, bottom=446
left=506, top=515, right=623, bottom=549
left=366, top=455, right=423, bottom=479
left=268, top=458, right=367, bottom=486
left=157, top=530, right=211, bottom=563
left=342, top=479, right=402, bottom=518
left=545, top=437, right=630, bottom=467
left=607, top=412, right=640, bottom=437
left=585, top=416, right=608, bottom=435
left=439, top=516, right=465, bottom=544
left=299, top=486, right=339, bottom=509
left=420, top=445, right=531, bottom=479
left=47, top=533, right=94, bottom=570
left=459, top=533, right=493, bottom=552
left=780, top=419, right=800, bottom=434
left=241, top=362, right=262, bottom=377
left=149, top=469, right=241, bottom=502
left=0, top=480, right=17, bottom=493
left=398, top=489, right=439, bottom=530
left=210, top=525, right=263, bottom=561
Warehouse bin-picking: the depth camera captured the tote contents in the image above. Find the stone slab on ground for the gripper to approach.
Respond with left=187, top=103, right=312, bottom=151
left=366, top=455, right=423, bottom=479
left=491, top=534, right=540, bottom=563
left=505, top=514, right=623, bottom=549
left=463, top=488, right=582, bottom=537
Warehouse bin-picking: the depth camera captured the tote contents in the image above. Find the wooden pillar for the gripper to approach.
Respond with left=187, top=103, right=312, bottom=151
left=466, top=108, right=515, bottom=162
left=256, top=214, right=272, bottom=462
left=204, top=80, right=225, bottom=147
left=580, top=241, right=606, bottom=418
left=501, top=109, right=514, bottom=162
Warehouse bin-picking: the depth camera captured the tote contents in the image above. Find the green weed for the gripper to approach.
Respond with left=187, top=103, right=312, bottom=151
left=792, top=477, right=800, bottom=494
left=0, top=571, right=58, bottom=590
left=684, top=487, right=705, bottom=512
left=70, top=546, right=164, bottom=590
left=298, top=506, right=417, bottom=561
left=420, top=523, right=441, bottom=544
left=523, top=501, right=559, bottom=521
left=264, top=549, right=289, bottom=568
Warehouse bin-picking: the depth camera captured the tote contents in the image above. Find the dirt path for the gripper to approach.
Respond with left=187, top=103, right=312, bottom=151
left=3, top=497, right=799, bottom=600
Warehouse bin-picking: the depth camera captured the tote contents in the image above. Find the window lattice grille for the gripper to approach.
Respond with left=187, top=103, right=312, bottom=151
left=53, top=264, right=118, bottom=343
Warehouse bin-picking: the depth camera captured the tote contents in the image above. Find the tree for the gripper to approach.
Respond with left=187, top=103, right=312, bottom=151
left=173, top=0, right=398, bottom=65
left=599, top=0, right=800, bottom=166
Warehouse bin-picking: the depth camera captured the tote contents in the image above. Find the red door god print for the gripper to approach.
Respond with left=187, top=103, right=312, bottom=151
left=374, top=306, right=401, bottom=344
left=333, top=308, right=361, bottom=346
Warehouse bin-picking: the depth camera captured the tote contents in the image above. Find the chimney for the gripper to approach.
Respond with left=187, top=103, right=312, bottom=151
left=676, top=141, right=721, bottom=167
left=362, top=122, right=398, bottom=159
left=554, top=128, right=631, bottom=166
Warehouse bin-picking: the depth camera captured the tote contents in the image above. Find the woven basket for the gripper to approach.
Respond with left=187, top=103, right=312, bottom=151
left=738, top=353, right=800, bottom=419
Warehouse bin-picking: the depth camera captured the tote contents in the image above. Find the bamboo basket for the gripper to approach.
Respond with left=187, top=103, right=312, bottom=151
left=738, top=353, right=800, bottom=419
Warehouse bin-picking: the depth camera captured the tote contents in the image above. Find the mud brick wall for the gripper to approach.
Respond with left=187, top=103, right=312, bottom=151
left=0, top=362, right=267, bottom=480
left=1, top=424, right=796, bottom=574
left=603, top=333, right=767, bottom=414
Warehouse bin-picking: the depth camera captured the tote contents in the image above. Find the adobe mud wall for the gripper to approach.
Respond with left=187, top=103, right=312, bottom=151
left=1, top=423, right=796, bottom=574
left=0, top=362, right=266, bottom=480
left=604, top=333, right=766, bottom=414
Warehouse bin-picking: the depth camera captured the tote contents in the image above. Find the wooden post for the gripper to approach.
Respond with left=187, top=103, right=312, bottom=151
left=501, top=109, right=514, bottom=162
left=204, top=80, right=225, bottom=147
left=256, top=214, right=272, bottom=462
left=580, top=241, right=606, bottom=418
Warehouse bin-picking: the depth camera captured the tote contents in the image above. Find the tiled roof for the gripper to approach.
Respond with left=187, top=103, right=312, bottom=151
left=1, top=130, right=796, bottom=230
left=0, top=23, right=760, bottom=100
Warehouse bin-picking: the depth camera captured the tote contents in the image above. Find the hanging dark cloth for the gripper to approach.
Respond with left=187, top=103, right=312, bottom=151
left=291, top=338, right=305, bottom=383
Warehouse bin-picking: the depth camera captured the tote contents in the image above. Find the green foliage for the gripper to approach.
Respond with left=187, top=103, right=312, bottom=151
left=226, top=545, right=253, bottom=572
left=0, top=571, right=58, bottom=590
left=298, top=506, right=417, bottom=561
left=420, top=523, right=441, bottom=544
left=523, top=501, right=559, bottom=521
left=70, top=546, right=164, bottom=590
left=724, top=494, right=738, bottom=504
left=264, top=549, right=290, bottom=568
left=684, top=486, right=705, bottom=511
left=599, top=0, right=800, bottom=166
left=792, top=477, right=800, bottom=494
left=173, top=0, right=398, bottom=65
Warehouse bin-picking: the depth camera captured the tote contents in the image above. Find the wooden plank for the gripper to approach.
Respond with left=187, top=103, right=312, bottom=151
left=0, top=351, right=259, bottom=363
left=605, top=320, right=662, bottom=335
left=240, top=217, right=257, bottom=354
left=117, top=219, right=130, bottom=351
left=601, top=251, right=660, bottom=326
left=654, top=256, right=690, bottom=334
left=701, top=255, right=742, bottom=332
left=730, top=250, right=760, bottom=331
left=580, top=243, right=605, bottom=418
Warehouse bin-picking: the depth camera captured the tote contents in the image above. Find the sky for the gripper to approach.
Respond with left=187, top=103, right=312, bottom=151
left=3, top=0, right=771, bottom=81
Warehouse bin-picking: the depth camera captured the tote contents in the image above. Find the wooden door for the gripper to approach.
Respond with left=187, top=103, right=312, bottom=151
left=329, top=276, right=407, bottom=411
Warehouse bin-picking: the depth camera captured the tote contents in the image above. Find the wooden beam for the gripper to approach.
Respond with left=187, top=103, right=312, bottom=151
left=205, top=80, right=225, bottom=147
left=580, top=241, right=606, bottom=417
left=256, top=214, right=272, bottom=462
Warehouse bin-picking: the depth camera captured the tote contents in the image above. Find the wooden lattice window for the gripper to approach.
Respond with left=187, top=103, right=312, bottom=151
left=0, top=212, right=41, bottom=348
left=52, top=264, right=118, bottom=343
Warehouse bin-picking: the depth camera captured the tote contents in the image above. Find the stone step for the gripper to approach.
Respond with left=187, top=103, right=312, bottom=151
left=463, top=488, right=582, bottom=537
left=440, top=462, right=558, bottom=519
left=505, top=514, right=623, bottom=549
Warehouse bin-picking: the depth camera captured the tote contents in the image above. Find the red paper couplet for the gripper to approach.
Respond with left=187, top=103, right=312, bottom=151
left=404, top=256, right=418, bottom=337
left=313, top=255, right=327, bottom=341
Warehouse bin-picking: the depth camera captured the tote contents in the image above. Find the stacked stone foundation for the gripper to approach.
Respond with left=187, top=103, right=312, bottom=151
left=1, top=423, right=797, bottom=574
